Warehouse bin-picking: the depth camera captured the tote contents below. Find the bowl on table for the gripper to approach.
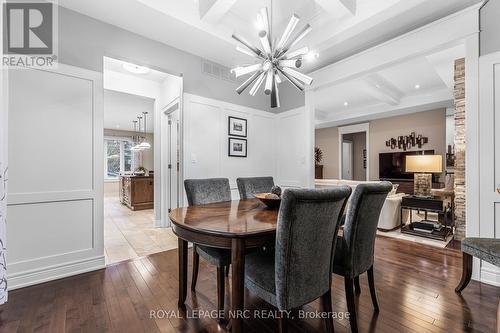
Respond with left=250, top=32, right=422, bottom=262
left=254, top=193, right=281, bottom=209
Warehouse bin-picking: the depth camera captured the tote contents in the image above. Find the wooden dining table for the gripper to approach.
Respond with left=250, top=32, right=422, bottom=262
left=169, top=199, right=278, bottom=333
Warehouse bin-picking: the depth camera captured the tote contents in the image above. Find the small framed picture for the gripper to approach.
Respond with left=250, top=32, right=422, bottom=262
left=228, top=116, right=247, bottom=137
left=228, top=138, right=247, bottom=157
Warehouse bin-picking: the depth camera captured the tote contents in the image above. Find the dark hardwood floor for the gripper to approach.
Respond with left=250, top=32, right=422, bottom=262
left=1, top=235, right=499, bottom=333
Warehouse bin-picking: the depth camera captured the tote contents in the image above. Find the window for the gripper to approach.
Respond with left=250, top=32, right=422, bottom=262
left=104, top=138, right=133, bottom=180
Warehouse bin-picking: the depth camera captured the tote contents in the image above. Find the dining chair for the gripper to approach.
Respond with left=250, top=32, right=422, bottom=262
left=245, top=186, right=352, bottom=333
left=331, top=182, right=392, bottom=333
left=236, top=176, right=275, bottom=199
left=184, top=178, right=232, bottom=314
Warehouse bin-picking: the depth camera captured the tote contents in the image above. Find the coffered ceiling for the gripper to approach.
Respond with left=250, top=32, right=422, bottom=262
left=59, top=0, right=481, bottom=72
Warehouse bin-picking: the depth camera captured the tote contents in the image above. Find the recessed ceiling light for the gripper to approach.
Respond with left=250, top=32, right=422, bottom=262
left=343, top=101, right=349, bottom=107
left=414, top=84, right=421, bottom=89
left=115, top=124, right=120, bottom=129
left=375, top=84, right=381, bottom=88
left=123, top=63, right=150, bottom=75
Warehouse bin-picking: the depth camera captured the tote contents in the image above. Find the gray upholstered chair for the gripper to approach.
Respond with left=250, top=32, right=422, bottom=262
left=236, top=176, right=275, bottom=199
left=184, top=178, right=232, bottom=314
left=332, top=182, right=392, bottom=333
left=245, top=186, right=352, bottom=333
left=455, top=238, right=500, bottom=292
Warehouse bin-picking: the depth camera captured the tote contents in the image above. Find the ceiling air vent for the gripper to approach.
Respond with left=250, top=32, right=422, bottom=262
left=201, top=60, right=237, bottom=83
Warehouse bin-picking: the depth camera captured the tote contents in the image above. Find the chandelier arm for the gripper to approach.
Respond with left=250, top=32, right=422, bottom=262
left=281, top=46, right=309, bottom=60
left=260, top=7, right=271, bottom=44
left=249, top=71, right=267, bottom=96
left=281, top=66, right=313, bottom=86
left=275, top=14, right=300, bottom=54
left=258, top=31, right=272, bottom=56
left=278, top=59, right=302, bottom=68
left=232, top=63, right=263, bottom=78
left=277, top=67, right=305, bottom=91
left=232, top=34, right=264, bottom=58
left=236, top=71, right=263, bottom=94
left=264, top=68, right=274, bottom=95
left=236, top=46, right=262, bottom=59
left=277, top=24, right=312, bottom=58
left=270, top=74, right=280, bottom=108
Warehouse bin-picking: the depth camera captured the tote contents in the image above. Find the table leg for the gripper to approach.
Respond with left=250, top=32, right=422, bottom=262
left=231, top=238, right=245, bottom=333
left=178, top=238, right=188, bottom=308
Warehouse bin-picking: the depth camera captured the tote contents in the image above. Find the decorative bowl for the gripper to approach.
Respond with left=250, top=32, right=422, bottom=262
left=254, top=193, right=281, bottom=209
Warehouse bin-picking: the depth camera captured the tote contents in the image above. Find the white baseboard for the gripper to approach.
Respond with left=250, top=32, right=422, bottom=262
left=8, top=255, right=105, bottom=290
left=481, top=265, right=500, bottom=287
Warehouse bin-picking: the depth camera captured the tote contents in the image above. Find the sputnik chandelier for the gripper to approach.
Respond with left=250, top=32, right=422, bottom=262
left=231, top=6, right=315, bottom=108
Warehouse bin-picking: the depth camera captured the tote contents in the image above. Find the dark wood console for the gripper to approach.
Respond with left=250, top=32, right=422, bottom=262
left=119, top=175, right=154, bottom=211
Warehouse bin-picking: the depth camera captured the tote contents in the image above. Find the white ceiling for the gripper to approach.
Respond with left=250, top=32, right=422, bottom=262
left=104, top=90, right=155, bottom=133
left=58, top=0, right=481, bottom=72
left=315, top=44, right=464, bottom=126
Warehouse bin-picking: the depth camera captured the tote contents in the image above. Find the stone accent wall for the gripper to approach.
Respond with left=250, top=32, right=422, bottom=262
left=454, top=58, right=466, bottom=240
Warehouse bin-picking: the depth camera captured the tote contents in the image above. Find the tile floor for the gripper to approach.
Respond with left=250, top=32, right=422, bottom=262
left=104, top=196, right=178, bottom=265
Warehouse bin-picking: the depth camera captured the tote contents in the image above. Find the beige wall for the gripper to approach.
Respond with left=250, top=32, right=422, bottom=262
left=315, top=108, right=446, bottom=180
left=316, top=126, right=339, bottom=179
left=104, top=129, right=154, bottom=171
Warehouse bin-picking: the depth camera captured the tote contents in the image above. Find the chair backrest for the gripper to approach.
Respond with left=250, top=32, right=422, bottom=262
left=184, top=178, right=231, bottom=206
left=275, top=186, right=351, bottom=310
left=236, top=177, right=275, bottom=199
left=341, top=182, right=392, bottom=277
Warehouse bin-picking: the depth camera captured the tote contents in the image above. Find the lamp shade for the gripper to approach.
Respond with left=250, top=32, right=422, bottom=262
left=405, top=155, right=442, bottom=173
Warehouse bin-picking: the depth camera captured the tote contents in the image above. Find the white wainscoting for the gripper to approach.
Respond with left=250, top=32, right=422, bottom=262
left=7, top=64, right=104, bottom=289
left=275, top=107, right=309, bottom=188
left=183, top=94, right=308, bottom=198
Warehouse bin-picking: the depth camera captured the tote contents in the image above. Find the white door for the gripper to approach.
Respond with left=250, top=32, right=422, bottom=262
left=342, top=141, right=353, bottom=180
left=478, top=51, right=500, bottom=284
left=7, top=65, right=103, bottom=289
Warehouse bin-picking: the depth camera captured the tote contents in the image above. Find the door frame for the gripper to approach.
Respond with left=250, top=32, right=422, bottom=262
left=160, top=97, right=183, bottom=227
left=338, top=123, right=370, bottom=180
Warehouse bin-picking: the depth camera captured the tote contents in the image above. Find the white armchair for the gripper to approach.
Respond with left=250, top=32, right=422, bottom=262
left=378, top=193, right=406, bottom=231
left=315, top=179, right=406, bottom=231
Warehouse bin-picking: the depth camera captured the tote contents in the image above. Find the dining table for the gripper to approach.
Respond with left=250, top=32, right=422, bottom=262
left=169, top=198, right=279, bottom=333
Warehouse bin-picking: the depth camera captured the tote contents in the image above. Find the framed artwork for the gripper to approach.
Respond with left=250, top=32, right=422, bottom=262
left=228, top=116, right=247, bottom=137
left=228, top=138, right=247, bottom=157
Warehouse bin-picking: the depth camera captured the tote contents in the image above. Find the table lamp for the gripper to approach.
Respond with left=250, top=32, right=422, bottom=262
left=405, top=155, right=442, bottom=197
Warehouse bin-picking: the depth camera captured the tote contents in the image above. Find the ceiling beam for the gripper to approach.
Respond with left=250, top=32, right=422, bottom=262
left=309, top=5, right=479, bottom=91
left=315, top=89, right=452, bottom=128
left=359, top=74, right=402, bottom=106
left=199, top=0, right=237, bottom=23
left=314, top=0, right=356, bottom=18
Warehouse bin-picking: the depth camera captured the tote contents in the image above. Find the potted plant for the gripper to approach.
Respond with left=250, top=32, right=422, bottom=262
left=315, top=147, right=324, bottom=179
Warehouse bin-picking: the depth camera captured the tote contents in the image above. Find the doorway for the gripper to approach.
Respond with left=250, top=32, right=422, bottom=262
left=338, top=123, right=369, bottom=181
left=103, top=57, right=182, bottom=264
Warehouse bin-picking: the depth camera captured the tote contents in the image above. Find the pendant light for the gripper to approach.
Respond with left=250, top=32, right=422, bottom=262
left=138, top=111, right=151, bottom=149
